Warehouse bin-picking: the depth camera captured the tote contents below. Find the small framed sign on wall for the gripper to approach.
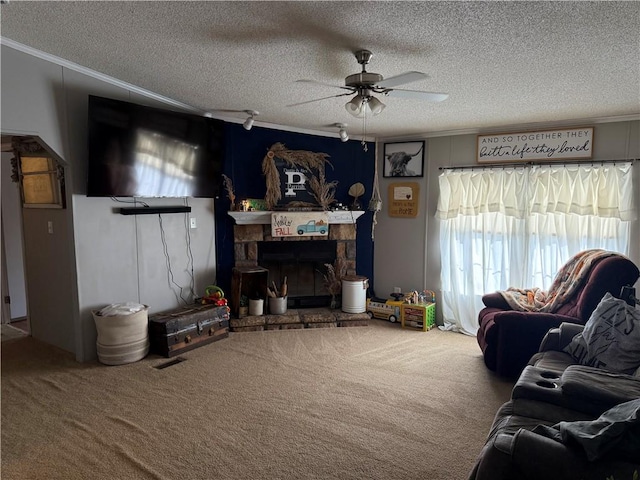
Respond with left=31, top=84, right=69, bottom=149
left=383, top=141, right=425, bottom=177
left=388, top=182, right=419, bottom=218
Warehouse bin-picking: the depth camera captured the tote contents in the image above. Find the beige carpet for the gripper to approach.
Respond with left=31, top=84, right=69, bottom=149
left=1, top=320, right=514, bottom=480
left=1, top=324, right=28, bottom=342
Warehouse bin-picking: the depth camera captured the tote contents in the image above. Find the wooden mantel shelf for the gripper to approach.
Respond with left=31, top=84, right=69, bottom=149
left=228, top=210, right=365, bottom=225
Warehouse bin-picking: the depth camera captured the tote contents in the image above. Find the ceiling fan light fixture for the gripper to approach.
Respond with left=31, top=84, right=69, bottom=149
left=368, top=96, right=386, bottom=116
left=345, top=94, right=385, bottom=118
left=243, top=110, right=258, bottom=130
left=345, top=95, right=365, bottom=118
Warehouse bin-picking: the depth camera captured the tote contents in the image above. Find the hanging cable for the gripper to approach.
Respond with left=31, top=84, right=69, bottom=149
left=183, top=206, right=197, bottom=301
left=361, top=101, right=368, bottom=152
left=110, top=196, right=149, bottom=207
left=159, top=214, right=190, bottom=305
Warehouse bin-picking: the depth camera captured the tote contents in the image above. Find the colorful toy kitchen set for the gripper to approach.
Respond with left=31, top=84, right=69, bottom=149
left=365, top=290, right=436, bottom=331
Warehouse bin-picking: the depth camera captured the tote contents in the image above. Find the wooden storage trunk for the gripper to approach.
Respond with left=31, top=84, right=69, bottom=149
left=148, top=304, right=229, bottom=357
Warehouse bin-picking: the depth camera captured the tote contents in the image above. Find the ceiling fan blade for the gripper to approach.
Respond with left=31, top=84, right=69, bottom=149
left=296, top=79, right=353, bottom=91
left=384, top=89, right=449, bottom=102
left=287, top=92, right=354, bottom=107
left=376, top=71, right=428, bottom=88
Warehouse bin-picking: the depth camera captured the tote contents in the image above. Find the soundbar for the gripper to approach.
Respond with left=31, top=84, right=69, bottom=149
left=119, top=206, right=191, bottom=215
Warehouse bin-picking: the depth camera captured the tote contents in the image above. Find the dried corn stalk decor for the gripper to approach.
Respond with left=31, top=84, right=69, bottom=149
left=321, top=258, right=347, bottom=308
left=261, top=142, right=333, bottom=210
left=308, top=169, right=338, bottom=210
left=221, top=174, right=236, bottom=210
left=321, top=258, right=346, bottom=297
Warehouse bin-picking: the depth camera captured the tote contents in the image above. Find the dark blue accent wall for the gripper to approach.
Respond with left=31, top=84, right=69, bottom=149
left=214, top=123, right=375, bottom=296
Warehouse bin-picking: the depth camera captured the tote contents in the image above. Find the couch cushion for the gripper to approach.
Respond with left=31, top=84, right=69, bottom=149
left=529, top=350, right=576, bottom=373
left=564, top=292, right=640, bottom=374
left=482, top=292, right=511, bottom=309
left=561, top=365, right=640, bottom=413
left=511, top=365, right=640, bottom=418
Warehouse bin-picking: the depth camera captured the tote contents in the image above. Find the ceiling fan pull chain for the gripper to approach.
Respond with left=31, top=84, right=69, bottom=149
left=361, top=104, right=368, bottom=152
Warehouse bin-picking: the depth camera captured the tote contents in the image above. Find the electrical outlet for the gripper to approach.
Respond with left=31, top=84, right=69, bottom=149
left=393, top=287, right=402, bottom=294
left=190, top=217, right=197, bottom=229
left=47, top=221, right=53, bottom=234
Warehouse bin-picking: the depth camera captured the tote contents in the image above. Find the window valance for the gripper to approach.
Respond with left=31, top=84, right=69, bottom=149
left=436, top=162, right=634, bottom=221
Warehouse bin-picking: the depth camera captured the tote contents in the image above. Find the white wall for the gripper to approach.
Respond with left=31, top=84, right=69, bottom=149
left=1, top=44, right=218, bottom=361
left=375, top=122, right=640, bottom=323
left=1, top=47, right=77, bottom=352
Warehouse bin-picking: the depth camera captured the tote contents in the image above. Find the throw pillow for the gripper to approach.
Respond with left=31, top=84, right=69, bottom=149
left=564, top=292, right=640, bottom=374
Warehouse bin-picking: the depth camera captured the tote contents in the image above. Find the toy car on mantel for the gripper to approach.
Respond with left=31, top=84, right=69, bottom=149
left=365, top=298, right=403, bottom=323
left=296, top=220, right=327, bottom=235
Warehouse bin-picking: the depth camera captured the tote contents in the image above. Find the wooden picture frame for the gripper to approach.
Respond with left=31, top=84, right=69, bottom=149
left=11, top=137, right=65, bottom=209
left=383, top=141, right=425, bottom=178
left=388, top=182, right=419, bottom=218
left=18, top=155, right=65, bottom=208
left=261, top=143, right=332, bottom=210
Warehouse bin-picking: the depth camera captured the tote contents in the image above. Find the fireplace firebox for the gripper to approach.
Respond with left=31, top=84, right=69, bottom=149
left=258, top=241, right=336, bottom=308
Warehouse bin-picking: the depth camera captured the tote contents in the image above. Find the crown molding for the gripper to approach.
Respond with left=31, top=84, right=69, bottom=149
left=1, top=37, right=205, bottom=115
left=379, top=114, right=640, bottom=142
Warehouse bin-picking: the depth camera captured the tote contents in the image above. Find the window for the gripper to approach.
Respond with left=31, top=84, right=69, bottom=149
left=436, top=162, right=634, bottom=335
left=11, top=137, right=65, bottom=209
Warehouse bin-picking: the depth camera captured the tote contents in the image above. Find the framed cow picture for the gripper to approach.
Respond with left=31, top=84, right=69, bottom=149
left=383, top=141, right=425, bottom=178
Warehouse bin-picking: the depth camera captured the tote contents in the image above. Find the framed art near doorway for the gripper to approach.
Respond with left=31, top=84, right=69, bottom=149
left=383, top=141, right=425, bottom=178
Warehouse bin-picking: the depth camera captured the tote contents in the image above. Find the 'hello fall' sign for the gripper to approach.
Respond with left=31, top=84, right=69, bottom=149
left=271, top=212, right=329, bottom=238
left=477, top=127, right=593, bottom=163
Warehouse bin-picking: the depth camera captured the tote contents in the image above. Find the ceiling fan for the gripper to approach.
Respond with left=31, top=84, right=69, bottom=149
left=290, top=50, right=449, bottom=118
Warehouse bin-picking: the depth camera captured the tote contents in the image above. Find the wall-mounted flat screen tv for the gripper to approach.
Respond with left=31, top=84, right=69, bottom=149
left=87, top=95, right=225, bottom=198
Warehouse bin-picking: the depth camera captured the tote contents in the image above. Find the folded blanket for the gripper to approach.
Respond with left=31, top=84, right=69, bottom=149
left=532, top=398, right=640, bottom=462
left=499, top=249, right=616, bottom=313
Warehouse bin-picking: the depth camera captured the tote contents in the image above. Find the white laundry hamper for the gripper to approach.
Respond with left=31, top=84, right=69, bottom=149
left=341, top=275, right=368, bottom=313
left=93, top=303, right=149, bottom=365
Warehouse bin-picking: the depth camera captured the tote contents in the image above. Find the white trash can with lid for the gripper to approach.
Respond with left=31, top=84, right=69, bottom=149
left=341, top=275, right=368, bottom=313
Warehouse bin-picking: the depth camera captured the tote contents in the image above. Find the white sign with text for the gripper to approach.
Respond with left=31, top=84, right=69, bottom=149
left=271, top=212, right=329, bottom=238
left=477, top=127, right=593, bottom=163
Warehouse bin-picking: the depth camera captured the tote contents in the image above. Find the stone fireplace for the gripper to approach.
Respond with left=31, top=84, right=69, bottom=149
left=230, top=211, right=362, bottom=308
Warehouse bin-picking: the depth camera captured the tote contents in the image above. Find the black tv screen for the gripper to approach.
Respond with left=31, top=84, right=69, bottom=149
left=87, top=95, right=225, bottom=198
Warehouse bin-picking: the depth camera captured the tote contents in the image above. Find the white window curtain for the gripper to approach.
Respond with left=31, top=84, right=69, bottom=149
left=436, top=162, right=634, bottom=336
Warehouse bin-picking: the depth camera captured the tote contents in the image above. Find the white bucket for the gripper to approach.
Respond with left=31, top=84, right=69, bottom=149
left=249, top=298, right=264, bottom=316
left=341, top=276, right=368, bottom=313
left=93, top=305, right=149, bottom=365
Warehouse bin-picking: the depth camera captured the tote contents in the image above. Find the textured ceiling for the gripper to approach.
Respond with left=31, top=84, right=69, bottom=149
left=1, top=1, right=639, bottom=139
